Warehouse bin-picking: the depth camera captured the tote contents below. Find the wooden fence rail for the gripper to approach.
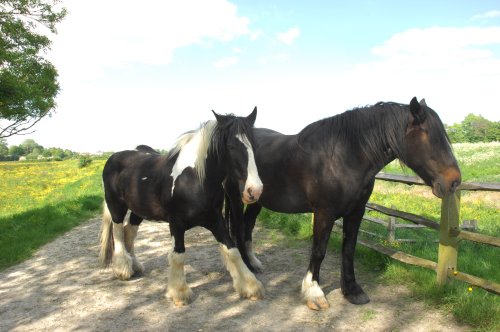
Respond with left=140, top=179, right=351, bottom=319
left=356, top=173, right=500, bottom=295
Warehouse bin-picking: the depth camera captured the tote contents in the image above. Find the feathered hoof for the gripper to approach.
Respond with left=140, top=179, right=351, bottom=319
left=112, top=253, right=134, bottom=280
left=166, top=286, right=193, bottom=307
left=306, top=296, right=330, bottom=311
left=238, top=277, right=265, bottom=300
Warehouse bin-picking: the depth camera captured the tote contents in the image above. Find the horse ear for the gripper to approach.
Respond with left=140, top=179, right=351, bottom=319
left=247, top=106, right=257, bottom=126
left=409, top=96, right=427, bottom=124
left=419, top=98, right=427, bottom=107
left=212, top=110, right=226, bottom=124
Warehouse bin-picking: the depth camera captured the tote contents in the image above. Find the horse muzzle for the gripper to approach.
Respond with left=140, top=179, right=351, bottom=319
left=431, top=169, right=461, bottom=198
left=242, top=184, right=263, bottom=204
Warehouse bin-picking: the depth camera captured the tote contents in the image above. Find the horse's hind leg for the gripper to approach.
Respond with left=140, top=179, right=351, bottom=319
left=166, top=223, right=193, bottom=306
left=210, top=213, right=264, bottom=300
left=104, top=201, right=134, bottom=280
left=125, top=212, right=144, bottom=274
left=100, top=201, right=134, bottom=280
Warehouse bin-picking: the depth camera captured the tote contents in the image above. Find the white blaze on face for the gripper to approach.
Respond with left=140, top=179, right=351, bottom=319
left=236, top=134, right=263, bottom=203
left=170, top=133, right=204, bottom=196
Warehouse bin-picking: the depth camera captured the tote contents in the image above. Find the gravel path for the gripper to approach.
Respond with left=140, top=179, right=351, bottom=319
left=0, top=217, right=469, bottom=331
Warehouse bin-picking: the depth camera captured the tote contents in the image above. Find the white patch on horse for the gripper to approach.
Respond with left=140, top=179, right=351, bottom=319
left=141, top=177, right=147, bottom=180
left=169, top=121, right=216, bottom=196
left=170, top=132, right=203, bottom=195
left=236, top=134, right=263, bottom=200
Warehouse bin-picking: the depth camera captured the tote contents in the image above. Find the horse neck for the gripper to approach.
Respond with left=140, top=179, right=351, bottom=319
left=202, top=150, right=226, bottom=186
left=310, top=106, right=405, bottom=176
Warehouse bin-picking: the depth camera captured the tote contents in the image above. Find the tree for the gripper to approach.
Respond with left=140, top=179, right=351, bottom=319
left=0, top=0, right=66, bottom=138
left=462, top=114, right=492, bottom=143
left=0, top=137, right=8, bottom=158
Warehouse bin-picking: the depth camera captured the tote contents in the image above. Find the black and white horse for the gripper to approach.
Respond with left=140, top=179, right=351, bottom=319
left=225, top=98, right=461, bottom=310
left=100, top=108, right=264, bottom=306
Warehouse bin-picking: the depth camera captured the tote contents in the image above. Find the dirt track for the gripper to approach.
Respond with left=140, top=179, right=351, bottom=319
left=0, top=217, right=469, bottom=331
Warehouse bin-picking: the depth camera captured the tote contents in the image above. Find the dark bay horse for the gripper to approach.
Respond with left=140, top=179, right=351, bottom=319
left=225, top=97, right=461, bottom=310
left=100, top=108, right=264, bottom=306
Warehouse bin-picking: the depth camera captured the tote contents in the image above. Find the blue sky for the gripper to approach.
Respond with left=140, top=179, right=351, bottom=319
left=7, top=0, right=500, bottom=152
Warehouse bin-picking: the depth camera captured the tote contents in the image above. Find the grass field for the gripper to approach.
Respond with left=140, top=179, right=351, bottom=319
left=0, top=159, right=104, bottom=270
left=0, top=143, right=498, bottom=330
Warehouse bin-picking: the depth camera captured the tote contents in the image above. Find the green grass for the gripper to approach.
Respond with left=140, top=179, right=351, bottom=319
left=257, top=142, right=500, bottom=331
left=0, top=159, right=104, bottom=270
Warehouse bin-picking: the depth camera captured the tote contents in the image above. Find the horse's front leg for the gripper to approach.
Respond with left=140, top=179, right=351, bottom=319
left=301, top=209, right=335, bottom=310
left=166, top=223, right=193, bottom=306
left=209, top=212, right=264, bottom=300
left=243, top=203, right=264, bottom=272
left=341, top=207, right=370, bottom=304
left=225, top=182, right=262, bottom=273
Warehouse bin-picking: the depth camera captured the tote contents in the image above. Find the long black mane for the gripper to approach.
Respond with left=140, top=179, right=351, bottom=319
left=297, top=102, right=451, bottom=167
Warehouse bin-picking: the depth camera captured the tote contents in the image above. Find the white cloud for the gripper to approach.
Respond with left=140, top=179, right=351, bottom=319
left=214, top=56, right=239, bottom=68
left=276, top=27, right=300, bottom=45
left=51, top=0, right=252, bottom=80
left=341, top=26, right=500, bottom=124
left=471, top=10, right=500, bottom=20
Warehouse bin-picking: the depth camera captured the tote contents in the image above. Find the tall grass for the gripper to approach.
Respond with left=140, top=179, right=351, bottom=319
left=0, top=159, right=104, bottom=270
left=258, top=142, right=500, bottom=331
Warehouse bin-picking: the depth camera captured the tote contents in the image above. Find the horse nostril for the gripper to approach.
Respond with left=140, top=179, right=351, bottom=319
left=450, top=180, right=459, bottom=193
left=247, top=188, right=255, bottom=200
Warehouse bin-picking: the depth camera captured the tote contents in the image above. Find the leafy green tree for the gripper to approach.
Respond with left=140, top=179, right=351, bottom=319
left=0, top=137, right=8, bottom=158
left=445, top=123, right=465, bottom=143
left=462, top=114, right=492, bottom=142
left=0, top=0, right=66, bottom=138
left=8, top=144, right=23, bottom=158
left=20, top=138, right=43, bottom=154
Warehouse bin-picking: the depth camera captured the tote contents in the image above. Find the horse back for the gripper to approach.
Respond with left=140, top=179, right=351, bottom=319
left=103, top=149, right=173, bottom=220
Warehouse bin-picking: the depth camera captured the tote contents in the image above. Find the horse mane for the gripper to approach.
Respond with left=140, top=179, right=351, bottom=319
left=297, top=102, right=450, bottom=167
left=167, top=115, right=256, bottom=183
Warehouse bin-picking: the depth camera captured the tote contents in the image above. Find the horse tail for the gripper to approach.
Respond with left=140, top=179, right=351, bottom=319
left=99, top=201, right=114, bottom=268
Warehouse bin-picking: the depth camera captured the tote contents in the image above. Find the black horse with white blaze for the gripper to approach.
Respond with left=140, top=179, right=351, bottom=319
left=225, top=98, right=461, bottom=310
left=100, top=108, right=264, bottom=306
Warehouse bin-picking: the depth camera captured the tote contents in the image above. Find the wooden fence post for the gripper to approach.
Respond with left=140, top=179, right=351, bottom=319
left=387, top=209, right=396, bottom=243
left=436, top=190, right=461, bottom=285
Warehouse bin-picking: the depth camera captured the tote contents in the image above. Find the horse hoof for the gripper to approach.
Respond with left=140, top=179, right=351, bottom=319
left=132, top=259, right=144, bottom=274
left=306, top=297, right=330, bottom=311
left=173, top=299, right=190, bottom=307
left=344, top=292, right=370, bottom=305
left=167, top=286, right=193, bottom=306
left=240, top=278, right=265, bottom=300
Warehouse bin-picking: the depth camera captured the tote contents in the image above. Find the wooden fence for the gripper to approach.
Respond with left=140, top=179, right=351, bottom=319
left=353, top=173, right=500, bottom=295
